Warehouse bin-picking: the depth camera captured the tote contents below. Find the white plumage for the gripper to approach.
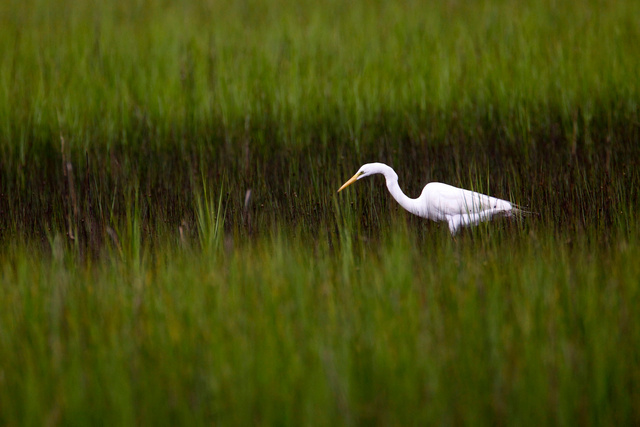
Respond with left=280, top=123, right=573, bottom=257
left=338, top=162, right=526, bottom=235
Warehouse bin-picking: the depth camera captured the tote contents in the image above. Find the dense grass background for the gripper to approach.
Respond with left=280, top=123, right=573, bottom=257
left=1, top=0, right=639, bottom=243
left=1, top=0, right=639, bottom=424
left=2, top=0, right=638, bottom=143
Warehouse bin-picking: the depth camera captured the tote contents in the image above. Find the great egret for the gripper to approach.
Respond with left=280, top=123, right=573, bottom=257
left=338, top=162, right=526, bottom=235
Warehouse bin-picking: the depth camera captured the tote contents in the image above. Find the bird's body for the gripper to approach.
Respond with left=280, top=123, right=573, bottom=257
left=338, top=162, right=525, bottom=235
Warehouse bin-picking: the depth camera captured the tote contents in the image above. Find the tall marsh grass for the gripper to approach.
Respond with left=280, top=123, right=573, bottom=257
left=0, top=0, right=639, bottom=424
left=1, top=226, right=639, bottom=424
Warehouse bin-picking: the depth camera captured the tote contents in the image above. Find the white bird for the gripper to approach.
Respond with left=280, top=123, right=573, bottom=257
left=338, top=162, right=526, bottom=235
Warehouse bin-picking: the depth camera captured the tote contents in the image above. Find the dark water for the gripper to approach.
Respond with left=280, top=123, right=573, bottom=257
left=1, top=111, right=639, bottom=253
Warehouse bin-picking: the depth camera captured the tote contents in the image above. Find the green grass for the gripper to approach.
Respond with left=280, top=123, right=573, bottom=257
left=1, top=0, right=638, bottom=240
left=1, top=0, right=640, bottom=424
left=1, top=0, right=638, bottom=149
left=1, top=225, right=639, bottom=425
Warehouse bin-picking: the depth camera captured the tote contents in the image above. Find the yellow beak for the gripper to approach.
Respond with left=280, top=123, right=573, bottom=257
left=337, top=172, right=362, bottom=192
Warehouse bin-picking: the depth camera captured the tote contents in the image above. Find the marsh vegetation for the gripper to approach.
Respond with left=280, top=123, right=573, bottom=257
left=0, top=0, right=639, bottom=424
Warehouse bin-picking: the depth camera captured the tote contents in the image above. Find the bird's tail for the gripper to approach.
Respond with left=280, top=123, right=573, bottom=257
left=510, top=204, right=538, bottom=217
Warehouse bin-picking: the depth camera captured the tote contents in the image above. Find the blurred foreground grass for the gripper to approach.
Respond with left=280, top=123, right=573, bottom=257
left=1, top=224, right=639, bottom=425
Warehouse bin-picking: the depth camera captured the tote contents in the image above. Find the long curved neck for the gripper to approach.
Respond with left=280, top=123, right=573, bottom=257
left=377, top=164, right=420, bottom=215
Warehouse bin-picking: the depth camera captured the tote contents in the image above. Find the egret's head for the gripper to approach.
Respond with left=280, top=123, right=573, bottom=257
left=337, top=164, right=377, bottom=192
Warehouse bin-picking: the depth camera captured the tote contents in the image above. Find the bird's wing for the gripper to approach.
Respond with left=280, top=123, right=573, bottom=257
left=423, top=183, right=512, bottom=217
